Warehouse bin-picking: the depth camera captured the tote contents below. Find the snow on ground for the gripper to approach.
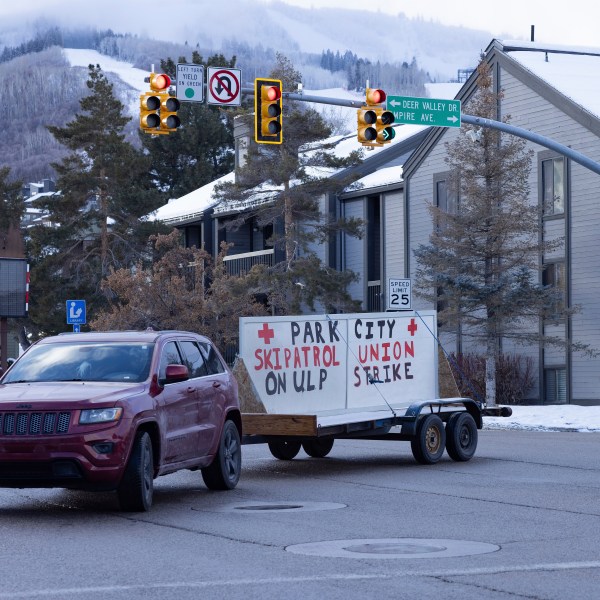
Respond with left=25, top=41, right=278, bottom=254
left=63, top=48, right=149, bottom=118
left=484, top=405, right=600, bottom=432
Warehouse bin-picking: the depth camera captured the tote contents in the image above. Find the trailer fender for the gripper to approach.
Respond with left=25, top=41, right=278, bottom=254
left=400, top=398, right=482, bottom=437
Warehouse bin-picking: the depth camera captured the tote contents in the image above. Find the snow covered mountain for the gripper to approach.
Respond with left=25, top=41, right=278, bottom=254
left=3, top=0, right=492, bottom=81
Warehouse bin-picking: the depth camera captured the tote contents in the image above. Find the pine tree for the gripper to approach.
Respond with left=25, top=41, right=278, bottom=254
left=414, top=61, right=589, bottom=406
left=213, top=53, right=364, bottom=315
left=26, top=64, right=165, bottom=336
left=0, top=168, right=23, bottom=232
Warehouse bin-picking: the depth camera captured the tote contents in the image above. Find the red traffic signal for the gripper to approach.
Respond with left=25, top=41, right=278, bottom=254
left=365, top=88, right=386, bottom=106
left=148, top=73, right=171, bottom=92
left=255, top=78, right=283, bottom=144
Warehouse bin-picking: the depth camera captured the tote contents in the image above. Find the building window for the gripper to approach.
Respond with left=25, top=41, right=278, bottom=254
left=542, top=157, right=564, bottom=216
left=434, top=176, right=458, bottom=323
left=366, top=196, right=381, bottom=312
left=544, top=368, right=566, bottom=404
left=542, top=261, right=565, bottom=318
left=436, top=179, right=458, bottom=213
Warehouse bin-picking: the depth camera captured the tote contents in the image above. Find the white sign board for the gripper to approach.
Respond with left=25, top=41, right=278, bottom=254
left=207, top=67, right=242, bottom=106
left=239, top=311, right=438, bottom=415
left=387, top=278, right=412, bottom=310
left=176, top=64, right=204, bottom=102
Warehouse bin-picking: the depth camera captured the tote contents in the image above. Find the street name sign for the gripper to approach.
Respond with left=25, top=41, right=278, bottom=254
left=387, top=95, right=461, bottom=128
left=176, top=64, right=205, bottom=102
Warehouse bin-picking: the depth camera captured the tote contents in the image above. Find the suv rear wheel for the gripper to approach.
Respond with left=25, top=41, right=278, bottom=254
left=202, top=420, right=241, bottom=490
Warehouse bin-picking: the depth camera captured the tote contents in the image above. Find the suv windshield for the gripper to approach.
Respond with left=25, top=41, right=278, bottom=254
left=2, top=342, right=155, bottom=384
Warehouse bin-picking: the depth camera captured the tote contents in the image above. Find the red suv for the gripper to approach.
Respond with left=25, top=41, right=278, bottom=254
left=0, top=330, right=242, bottom=511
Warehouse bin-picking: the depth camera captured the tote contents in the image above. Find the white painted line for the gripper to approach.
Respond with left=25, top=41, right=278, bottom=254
left=1, top=561, right=599, bottom=598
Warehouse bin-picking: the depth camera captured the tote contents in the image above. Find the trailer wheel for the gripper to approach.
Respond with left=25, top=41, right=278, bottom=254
left=302, top=438, right=334, bottom=458
left=445, top=412, right=478, bottom=462
left=268, top=440, right=302, bottom=460
left=411, top=414, right=446, bottom=464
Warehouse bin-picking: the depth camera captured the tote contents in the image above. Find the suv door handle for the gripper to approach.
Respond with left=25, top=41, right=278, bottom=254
left=212, top=381, right=221, bottom=388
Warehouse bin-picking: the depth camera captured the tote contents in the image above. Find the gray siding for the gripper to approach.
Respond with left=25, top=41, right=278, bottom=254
left=382, top=190, right=405, bottom=283
left=502, top=68, right=600, bottom=402
left=406, top=127, right=461, bottom=311
left=343, top=199, right=366, bottom=308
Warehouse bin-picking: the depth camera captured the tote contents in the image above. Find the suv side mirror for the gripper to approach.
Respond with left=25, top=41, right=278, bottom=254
left=164, top=364, right=189, bottom=383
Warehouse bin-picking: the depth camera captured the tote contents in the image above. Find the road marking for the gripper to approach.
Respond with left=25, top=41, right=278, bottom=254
left=2, top=563, right=600, bottom=598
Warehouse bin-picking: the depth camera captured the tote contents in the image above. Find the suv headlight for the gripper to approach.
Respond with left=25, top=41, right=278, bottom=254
left=79, top=407, right=123, bottom=424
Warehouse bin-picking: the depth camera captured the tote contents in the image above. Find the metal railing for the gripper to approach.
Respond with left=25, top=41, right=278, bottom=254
left=367, top=280, right=381, bottom=311
left=223, top=249, right=274, bottom=276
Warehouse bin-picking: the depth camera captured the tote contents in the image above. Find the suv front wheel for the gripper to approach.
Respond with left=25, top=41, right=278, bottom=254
left=117, top=431, right=154, bottom=511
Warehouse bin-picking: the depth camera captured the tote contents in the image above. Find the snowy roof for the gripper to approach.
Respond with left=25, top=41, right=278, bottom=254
left=499, top=40, right=600, bottom=119
left=146, top=172, right=234, bottom=224
left=353, top=165, right=404, bottom=190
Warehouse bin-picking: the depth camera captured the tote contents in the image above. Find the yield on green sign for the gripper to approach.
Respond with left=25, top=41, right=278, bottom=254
left=176, top=64, right=205, bottom=103
left=387, top=95, right=461, bottom=128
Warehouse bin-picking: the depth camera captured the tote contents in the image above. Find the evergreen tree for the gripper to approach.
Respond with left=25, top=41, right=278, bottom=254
left=0, top=168, right=24, bottom=232
left=140, top=51, right=236, bottom=199
left=414, top=61, right=592, bottom=406
left=26, top=64, right=165, bottom=336
left=213, top=53, right=364, bottom=315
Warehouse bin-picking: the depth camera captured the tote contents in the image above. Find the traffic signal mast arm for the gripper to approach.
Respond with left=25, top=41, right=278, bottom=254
left=240, top=88, right=600, bottom=175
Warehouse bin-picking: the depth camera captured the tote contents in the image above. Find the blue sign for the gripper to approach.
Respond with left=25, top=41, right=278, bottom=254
left=66, top=300, right=86, bottom=325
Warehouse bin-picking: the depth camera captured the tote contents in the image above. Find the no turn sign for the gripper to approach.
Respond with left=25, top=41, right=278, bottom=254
left=207, top=67, right=242, bottom=106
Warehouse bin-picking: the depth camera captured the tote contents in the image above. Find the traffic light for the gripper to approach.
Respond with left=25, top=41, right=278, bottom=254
left=159, top=94, right=181, bottom=132
left=149, top=72, right=171, bottom=93
left=366, top=87, right=386, bottom=105
left=140, top=73, right=180, bottom=135
left=255, top=78, right=282, bottom=144
left=357, top=107, right=377, bottom=144
left=375, top=107, right=395, bottom=144
left=139, top=92, right=160, bottom=133
left=357, top=88, right=395, bottom=147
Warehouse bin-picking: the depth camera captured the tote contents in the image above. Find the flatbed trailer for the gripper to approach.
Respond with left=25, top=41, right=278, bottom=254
left=241, top=399, right=512, bottom=464
left=238, top=311, right=512, bottom=465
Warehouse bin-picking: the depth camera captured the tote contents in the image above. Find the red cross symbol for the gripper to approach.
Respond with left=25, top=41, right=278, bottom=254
left=257, top=323, right=275, bottom=344
left=407, top=318, right=418, bottom=336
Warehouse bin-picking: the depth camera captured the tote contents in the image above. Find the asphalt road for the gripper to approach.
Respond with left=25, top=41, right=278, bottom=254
left=1, top=430, right=599, bottom=600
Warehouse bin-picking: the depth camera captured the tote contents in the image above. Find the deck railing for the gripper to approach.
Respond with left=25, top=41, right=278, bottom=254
left=367, top=280, right=382, bottom=311
left=223, top=249, right=274, bottom=276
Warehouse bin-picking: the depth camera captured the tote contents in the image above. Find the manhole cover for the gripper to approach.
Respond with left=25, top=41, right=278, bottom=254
left=213, top=501, right=347, bottom=514
left=286, top=538, right=500, bottom=559
left=235, top=504, right=304, bottom=511
left=346, top=542, right=446, bottom=555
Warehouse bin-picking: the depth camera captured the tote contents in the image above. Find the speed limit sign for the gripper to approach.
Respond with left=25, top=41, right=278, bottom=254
left=387, top=278, right=412, bottom=310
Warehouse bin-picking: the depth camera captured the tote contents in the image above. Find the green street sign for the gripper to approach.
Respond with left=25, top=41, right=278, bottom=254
left=386, top=95, right=461, bottom=128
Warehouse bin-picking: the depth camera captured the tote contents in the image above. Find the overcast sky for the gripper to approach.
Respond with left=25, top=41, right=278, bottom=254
left=2, top=0, right=599, bottom=49
left=265, top=0, right=599, bottom=47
